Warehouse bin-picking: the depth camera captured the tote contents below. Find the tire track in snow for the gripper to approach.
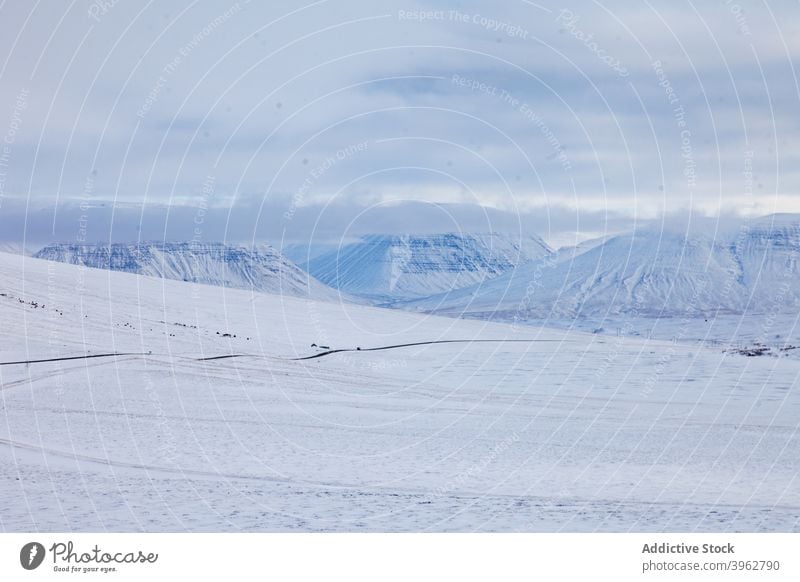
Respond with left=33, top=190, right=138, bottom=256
left=0, top=436, right=295, bottom=485
left=0, top=357, right=138, bottom=391
left=5, top=436, right=796, bottom=515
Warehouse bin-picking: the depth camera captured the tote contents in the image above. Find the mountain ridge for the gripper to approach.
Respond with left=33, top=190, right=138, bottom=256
left=399, top=217, right=800, bottom=320
left=33, top=241, right=343, bottom=301
left=295, top=233, right=554, bottom=302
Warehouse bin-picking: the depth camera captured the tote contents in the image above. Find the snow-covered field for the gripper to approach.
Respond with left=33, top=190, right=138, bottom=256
left=1, top=252, right=798, bottom=531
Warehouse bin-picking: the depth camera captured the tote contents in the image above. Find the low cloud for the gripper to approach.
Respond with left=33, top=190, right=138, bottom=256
left=0, top=196, right=641, bottom=251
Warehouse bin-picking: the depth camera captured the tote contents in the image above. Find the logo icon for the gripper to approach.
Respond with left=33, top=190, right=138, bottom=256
left=20, top=542, right=45, bottom=570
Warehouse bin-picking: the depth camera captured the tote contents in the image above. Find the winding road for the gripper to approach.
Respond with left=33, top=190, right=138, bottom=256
left=0, top=338, right=580, bottom=367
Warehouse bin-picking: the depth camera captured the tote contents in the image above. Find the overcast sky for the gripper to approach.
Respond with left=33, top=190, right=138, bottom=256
left=0, top=0, right=798, bottom=246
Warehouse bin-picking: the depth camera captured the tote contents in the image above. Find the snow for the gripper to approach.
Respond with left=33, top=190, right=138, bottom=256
left=297, top=233, right=553, bottom=303
left=34, top=241, right=343, bottom=302
left=0, top=242, right=39, bottom=256
left=0, top=252, right=798, bottom=531
left=402, top=219, right=800, bottom=321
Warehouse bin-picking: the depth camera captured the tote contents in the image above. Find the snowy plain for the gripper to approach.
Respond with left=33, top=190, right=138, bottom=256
left=0, top=252, right=798, bottom=532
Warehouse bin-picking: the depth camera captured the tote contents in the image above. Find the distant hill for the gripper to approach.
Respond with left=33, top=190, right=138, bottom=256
left=34, top=241, right=342, bottom=301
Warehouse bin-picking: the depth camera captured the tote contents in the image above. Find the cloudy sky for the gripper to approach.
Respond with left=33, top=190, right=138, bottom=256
left=0, top=0, right=798, bottom=247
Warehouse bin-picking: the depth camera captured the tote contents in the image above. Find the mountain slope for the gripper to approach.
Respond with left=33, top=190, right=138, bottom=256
left=731, top=214, right=800, bottom=309
left=299, top=233, right=553, bottom=302
left=34, top=241, right=342, bottom=301
left=403, top=217, right=800, bottom=320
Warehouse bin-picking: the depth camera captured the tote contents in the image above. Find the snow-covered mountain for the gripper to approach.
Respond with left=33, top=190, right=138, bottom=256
left=402, top=215, right=800, bottom=320
left=730, top=214, right=800, bottom=306
left=34, top=241, right=342, bottom=301
left=297, top=233, right=553, bottom=302
left=554, top=233, right=617, bottom=262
